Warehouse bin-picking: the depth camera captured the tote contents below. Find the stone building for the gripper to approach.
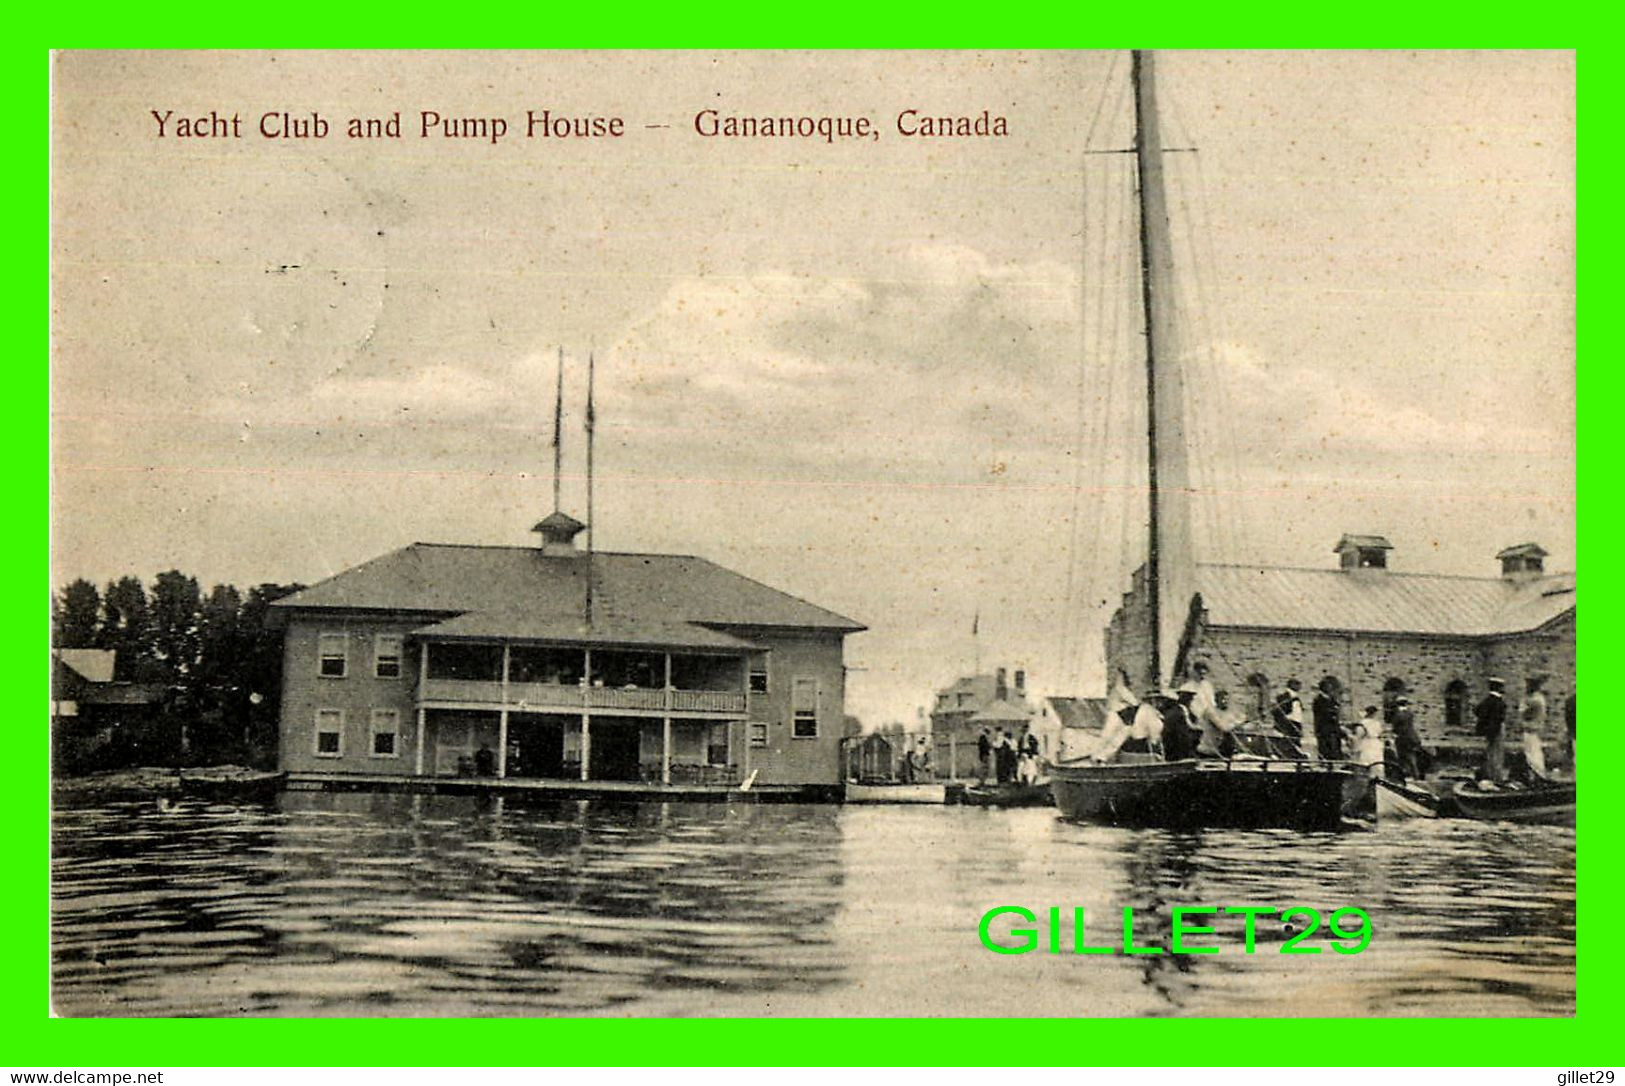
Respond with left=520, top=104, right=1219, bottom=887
left=1105, top=536, right=1575, bottom=749
left=928, top=667, right=1042, bottom=777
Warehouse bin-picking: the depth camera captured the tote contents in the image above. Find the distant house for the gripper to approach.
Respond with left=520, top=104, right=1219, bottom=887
left=51, top=649, right=166, bottom=770
left=268, top=512, right=864, bottom=787
left=928, top=666, right=1040, bottom=777
left=1106, top=536, right=1575, bottom=747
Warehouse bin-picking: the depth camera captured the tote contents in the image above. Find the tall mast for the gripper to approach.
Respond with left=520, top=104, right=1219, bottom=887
left=1130, top=49, right=1196, bottom=689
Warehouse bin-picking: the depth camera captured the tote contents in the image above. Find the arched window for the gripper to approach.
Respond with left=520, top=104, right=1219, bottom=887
left=1444, top=679, right=1469, bottom=731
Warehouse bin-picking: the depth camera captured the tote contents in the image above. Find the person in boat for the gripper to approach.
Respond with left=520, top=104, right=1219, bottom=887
left=1162, top=686, right=1203, bottom=762
left=1106, top=668, right=1140, bottom=725
left=1118, top=695, right=1166, bottom=756
left=1197, top=687, right=1242, bottom=758
left=1311, top=677, right=1344, bottom=761
left=1270, top=679, right=1304, bottom=738
left=1187, top=660, right=1218, bottom=721
left=1474, top=677, right=1508, bottom=783
left=1391, top=695, right=1429, bottom=781
left=1517, top=676, right=1550, bottom=780
left=976, top=728, right=993, bottom=785
left=1352, top=705, right=1385, bottom=778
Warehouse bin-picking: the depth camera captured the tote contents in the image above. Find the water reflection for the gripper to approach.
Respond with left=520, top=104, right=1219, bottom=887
left=51, top=796, right=1573, bottom=1017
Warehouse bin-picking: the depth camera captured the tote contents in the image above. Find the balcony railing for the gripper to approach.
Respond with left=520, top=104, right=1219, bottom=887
left=419, top=679, right=745, bottom=715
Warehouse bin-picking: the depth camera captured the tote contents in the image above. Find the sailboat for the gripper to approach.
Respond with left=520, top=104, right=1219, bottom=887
left=1046, top=51, right=1357, bottom=831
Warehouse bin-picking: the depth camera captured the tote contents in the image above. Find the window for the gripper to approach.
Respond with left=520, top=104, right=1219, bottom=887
left=1444, top=680, right=1469, bottom=731
left=426, top=642, right=503, bottom=681
left=318, top=632, right=348, bottom=678
left=314, top=709, right=344, bottom=757
left=792, top=678, right=819, bottom=739
left=370, top=709, right=401, bottom=758
left=750, top=722, right=768, bottom=748
left=748, top=654, right=769, bottom=695
left=707, top=722, right=730, bottom=766
left=374, top=634, right=403, bottom=679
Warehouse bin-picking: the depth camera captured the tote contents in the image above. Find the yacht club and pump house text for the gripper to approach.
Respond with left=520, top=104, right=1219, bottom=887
left=148, top=108, right=1011, bottom=143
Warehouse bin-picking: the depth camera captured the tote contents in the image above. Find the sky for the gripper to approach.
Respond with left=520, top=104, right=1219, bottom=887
left=50, top=50, right=1575, bottom=726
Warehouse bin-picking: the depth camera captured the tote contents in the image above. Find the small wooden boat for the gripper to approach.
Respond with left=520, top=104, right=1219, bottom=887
left=178, top=767, right=287, bottom=802
left=1373, top=777, right=1439, bottom=820
left=843, top=781, right=946, bottom=804
left=958, top=782, right=1054, bottom=808
left=1048, top=755, right=1355, bottom=830
left=1452, top=779, right=1574, bottom=826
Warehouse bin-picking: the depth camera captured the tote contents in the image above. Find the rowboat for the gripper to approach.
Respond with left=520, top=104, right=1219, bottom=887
left=178, top=768, right=287, bottom=802
left=1048, top=755, right=1354, bottom=830
left=1373, top=777, right=1439, bottom=820
left=1451, top=780, right=1574, bottom=826
left=957, top=782, right=1054, bottom=808
left=843, top=782, right=947, bottom=804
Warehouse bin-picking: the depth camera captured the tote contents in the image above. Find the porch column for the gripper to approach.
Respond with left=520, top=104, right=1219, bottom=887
left=949, top=733, right=957, bottom=782
left=580, top=713, right=591, bottom=780
left=414, top=707, right=427, bottom=775
left=662, top=716, right=672, bottom=785
left=415, top=640, right=430, bottom=775
left=581, top=648, right=592, bottom=780
left=498, top=644, right=511, bottom=778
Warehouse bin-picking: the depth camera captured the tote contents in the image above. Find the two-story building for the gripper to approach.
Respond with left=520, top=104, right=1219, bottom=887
left=269, top=513, right=863, bottom=788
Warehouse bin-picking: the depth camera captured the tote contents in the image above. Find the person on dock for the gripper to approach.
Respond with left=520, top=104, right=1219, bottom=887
left=996, top=730, right=1016, bottom=784
left=1391, top=695, right=1428, bottom=781
left=1312, top=678, right=1344, bottom=761
left=976, top=728, right=993, bottom=785
left=1564, top=693, right=1576, bottom=769
left=1518, top=677, right=1549, bottom=779
left=1475, top=677, right=1508, bottom=783
left=1352, top=705, right=1385, bottom=778
left=474, top=743, right=497, bottom=777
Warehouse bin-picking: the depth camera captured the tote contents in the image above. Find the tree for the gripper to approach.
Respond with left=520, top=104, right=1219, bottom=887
left=148, top=570, right=202, bottom=682
left=51, top=579, right=101, bottom=648
left=99, top=576, right=150, bottom=680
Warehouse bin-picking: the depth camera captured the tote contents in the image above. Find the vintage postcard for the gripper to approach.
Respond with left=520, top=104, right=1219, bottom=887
left=49, top=50, right=1575, bottom=1018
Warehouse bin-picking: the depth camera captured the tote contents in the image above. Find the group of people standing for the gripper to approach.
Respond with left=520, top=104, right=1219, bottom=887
left=1472, top=675, right=1575, bottom=784
left=976, top=728, right=1042, bottom=786
left=1090, top=661, right=1573, bottom=784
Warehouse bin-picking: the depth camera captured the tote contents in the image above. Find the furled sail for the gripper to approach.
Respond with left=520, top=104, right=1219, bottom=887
left=1131, top=50, right=1198, bottom=689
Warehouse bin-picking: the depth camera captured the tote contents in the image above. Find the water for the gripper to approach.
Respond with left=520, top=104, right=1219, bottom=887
left=51, top=794, right=1574, bottom=1017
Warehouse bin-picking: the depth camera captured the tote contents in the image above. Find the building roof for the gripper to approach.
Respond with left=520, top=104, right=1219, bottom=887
left=413, top=611, right=764, bottom=651
left=271, top=543, right=864, bottom=636
left=1496, top=542, right=1549, bottom=560
left=1334, top=534, right=1393, bottom=553
left=56, top=649, right=115, bottom=683
left=971, top=700, right=1033, bottom=724
left=1195, top=563, right=1575, bottom=637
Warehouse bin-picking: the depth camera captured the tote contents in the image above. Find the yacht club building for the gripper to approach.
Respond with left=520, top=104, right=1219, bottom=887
left=270, top=513, right=864, bottom=787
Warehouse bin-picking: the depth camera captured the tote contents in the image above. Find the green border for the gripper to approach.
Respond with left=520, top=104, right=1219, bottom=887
left=26, top=8, right=1608, bottom=1067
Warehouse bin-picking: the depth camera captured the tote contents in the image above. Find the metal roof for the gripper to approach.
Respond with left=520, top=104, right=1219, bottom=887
left=271, top=543, right=864, bottom=633
left=55, top=649, right=115, bottom=683
left=1196, top=563, right=1575, bottom=637
left=413, top=611, right=764, bottom=651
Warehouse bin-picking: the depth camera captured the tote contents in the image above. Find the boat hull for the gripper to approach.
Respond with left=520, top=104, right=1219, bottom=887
left=1373, top=778, right=1438, bottom=820
left=1452, top=781, right=1574, bottom=826
left=1048, top=758, right=1353, bottom=830
left=844, top=782, right=947, bottom=804
left=957, top=783, right=1054, bottom=808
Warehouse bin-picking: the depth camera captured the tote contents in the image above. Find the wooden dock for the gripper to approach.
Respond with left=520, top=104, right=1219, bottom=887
left=285, top=770, right=840, bottom=804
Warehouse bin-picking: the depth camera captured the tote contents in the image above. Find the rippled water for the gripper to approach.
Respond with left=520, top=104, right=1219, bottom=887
left=51, top=793, right=1574, bottom=1017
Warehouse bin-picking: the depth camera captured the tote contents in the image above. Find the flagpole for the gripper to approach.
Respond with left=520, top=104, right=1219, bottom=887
left=972, top=609, right=981, bottom=676
left=584, top=350, right=596, bottom=628
left=552, top=345, right=564, bottom=513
